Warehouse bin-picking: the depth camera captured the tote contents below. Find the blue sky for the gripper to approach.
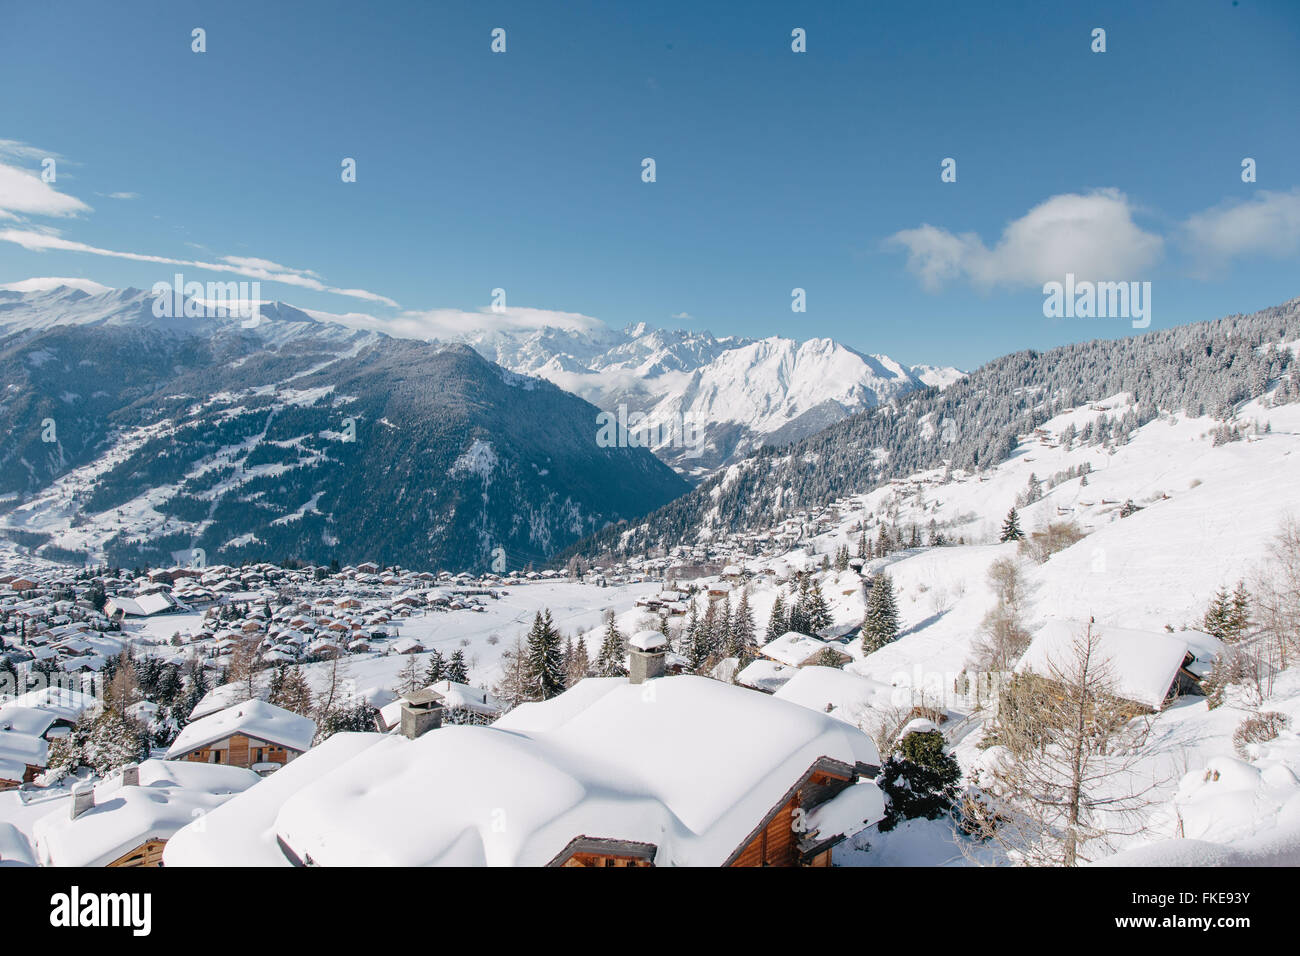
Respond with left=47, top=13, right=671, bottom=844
left=1, top=0, right=1297, bottom=368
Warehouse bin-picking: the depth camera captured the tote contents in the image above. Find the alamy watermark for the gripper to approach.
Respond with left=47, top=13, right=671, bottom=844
left=152, top=273, right=262, bottom=328
left=596, top=404, right=706, bottom=458
left=1043, top=273, right=1150, bottom=329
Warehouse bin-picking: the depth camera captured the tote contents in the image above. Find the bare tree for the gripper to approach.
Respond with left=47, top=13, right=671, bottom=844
left=226, top=633, right=263, bottom=704
left=1253, top=515, right=1300, bottom=669
left=492, top=634, right=531, bottom=711
left=981, top=623, right=1161, bottom=866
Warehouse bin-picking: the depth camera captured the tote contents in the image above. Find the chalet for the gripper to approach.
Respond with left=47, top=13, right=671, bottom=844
left=773, top=666, right=900, bottom=726
left=32, top=760, right=259, bottom=867
left=166, top=699, right=317, bottom=772
left=1015, top=620, right=1205, bottom=713
left=378, top=680, right=504, bottom=730
left=181, top=645, right=885, bottom=866
left=760, top=631, right=853, bottom=669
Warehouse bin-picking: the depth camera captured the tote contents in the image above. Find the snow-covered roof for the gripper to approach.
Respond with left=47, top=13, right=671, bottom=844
left=773, top=666, right=899, bottom=724
left=32, top=760, right=260, bottom=867
left=1, top=687, right=99, bottom=724
left=271, top=676, right=881, bottom=866
left=736, top=658, right=795, bottom=693
left=166, top=700, right=317, bottom=759
left=164, top=733, right=386, bottom=867
left=629, top=629, right=667, bottom=651
left=1016, top=620, right=1190, bottom=710
left=762, top=631, right=833, bottom=667
left=0, top=821, right=36, bottom=867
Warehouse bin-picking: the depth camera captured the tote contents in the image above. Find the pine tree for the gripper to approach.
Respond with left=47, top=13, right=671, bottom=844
left=596, top=613, right=627, bottom=677
left=862, top=573, right=900, bottom=653
left=730, top=589, right=757, bottom=657
left=1202, top=585, right=1233, bottom=641
left=878, top=728, right=962, bottom=832
left=423, top=648, right=446, bottom=685
left=805, top=578, right=833, bottom=634
left=1000, top=507, right=1025, bottom=542
left=767, top=593, right=787, bottom=641
left=445, top=649, right=470, bottom=684
left=524, top=610, right=566, bottom=700
left=567, top=634, right=591, bottom=686
left=1228, top=580, right=1251, bottom=641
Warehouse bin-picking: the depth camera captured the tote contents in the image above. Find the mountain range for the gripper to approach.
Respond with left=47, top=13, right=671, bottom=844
left=0, top=286, right=688, bottom=571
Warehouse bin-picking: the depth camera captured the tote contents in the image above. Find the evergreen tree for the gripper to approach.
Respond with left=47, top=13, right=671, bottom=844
left=1000, top=507, right=1025, bottom=542
left=524, top=610, right=565, bottom=699
left=1228, top=580, right=1251, bottom=641
left=805, top=578, right=833, bottom=634
left=445, top=648, right=470, bottom=684
left=596, top=613, right=627, bottom=677
left=1202, top=585, right=1233, bottom=641
left=862, top=573, right=900, bottom=653
left=730, top=589, right=757, bottom=657
left=767, top=593, right=787, bottom=641
left=877, top=728, right=962, bottom=832
left=423, top=648, right=446, bottom=685
left=567, top=634, right=591, bottom=686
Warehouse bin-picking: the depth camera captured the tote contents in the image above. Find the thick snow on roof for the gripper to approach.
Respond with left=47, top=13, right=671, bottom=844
left=0, top=821, right=36, bottom=866
left=189, top=681, right=261, bottom=721
left=164, top=733, right=386, bottom=867
left=773, top=666, right=899, bottom=724
left=736, top=658, right=794, bottom=693
left=628, top=629, right=667, bottom=651
left=33, top=759, right=260, bottom=867
left=0, top=704, right=58, bottom=738
left=1, top=687, right=98, bottom=724
left=1016, top=619, right=1189, bottom=710
left=0, top=727, right=47, bottom=778
left=166, top=699, right=317, bottom=759
left=274, top=675, right=881, bottom=867
left=762, top=631, right=832, bottom=667
left=805, top=780, right=886, bottom=843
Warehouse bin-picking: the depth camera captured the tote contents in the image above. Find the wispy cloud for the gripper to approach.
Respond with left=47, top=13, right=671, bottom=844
left=0, top=228, right=399, bottom=308
left=299, top=304, right=607, bottom=340
left=888, top=189, right=1164, bottom=290
left=0, top=276, right=112, bottom=295
left=0, top=139, right=397, bottom=309
left=671, top=311, right=693, bottom=321
left=1182, top=188, right=1300, bottom=269
left=0, top=159, right=92, bottom=220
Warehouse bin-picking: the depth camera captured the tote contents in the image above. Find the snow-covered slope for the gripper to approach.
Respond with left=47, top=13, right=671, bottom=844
left=460, top=323, right=962, bottom=477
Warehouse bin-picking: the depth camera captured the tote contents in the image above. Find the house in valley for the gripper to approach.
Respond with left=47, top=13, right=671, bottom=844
left=32, top=760, right=260, bottom=867
left=166, top=699, right=317, bottom=772
left=173, top=639, right=885, bottom=867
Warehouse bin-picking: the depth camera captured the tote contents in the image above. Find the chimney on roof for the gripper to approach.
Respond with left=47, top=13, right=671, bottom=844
left=628, top=630, right=668, bottom=685
left=121, top=762, right=139, bottom=787
left=70, top=781, right=95, bottom=820
left=400, top=689, right=444, bottom=739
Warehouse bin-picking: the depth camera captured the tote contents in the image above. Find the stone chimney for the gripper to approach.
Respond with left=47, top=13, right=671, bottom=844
left=121, top=762, right=140, bottom=787
left=400, top=689, right=444, bottom=739
left=628, top=630, right=668, bottom=685
left=70, top=781, right=95, bottom=820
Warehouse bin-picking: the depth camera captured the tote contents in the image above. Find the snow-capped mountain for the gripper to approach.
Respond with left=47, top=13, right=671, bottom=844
left=457, top=323, right=964, bottom=477
left=2, top=285, right=962, bottom=479
left=0, top=286, right=688, bottom=571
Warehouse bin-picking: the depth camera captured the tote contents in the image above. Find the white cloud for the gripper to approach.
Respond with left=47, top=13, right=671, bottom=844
left=0, top=161, right=92, bottom=219
left=888, top=189, right=1164, bottom=290
left=300, top=304, right=607, bottom=341
left=671, top=311, right=693, bottom=321
left=106, top=192, right=140, bottom=200
left=1183, top=188, right=1300, bottom=265
left=0, top=276, right=112, bottom=295
left=0, top=228, right=398, bottom=308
